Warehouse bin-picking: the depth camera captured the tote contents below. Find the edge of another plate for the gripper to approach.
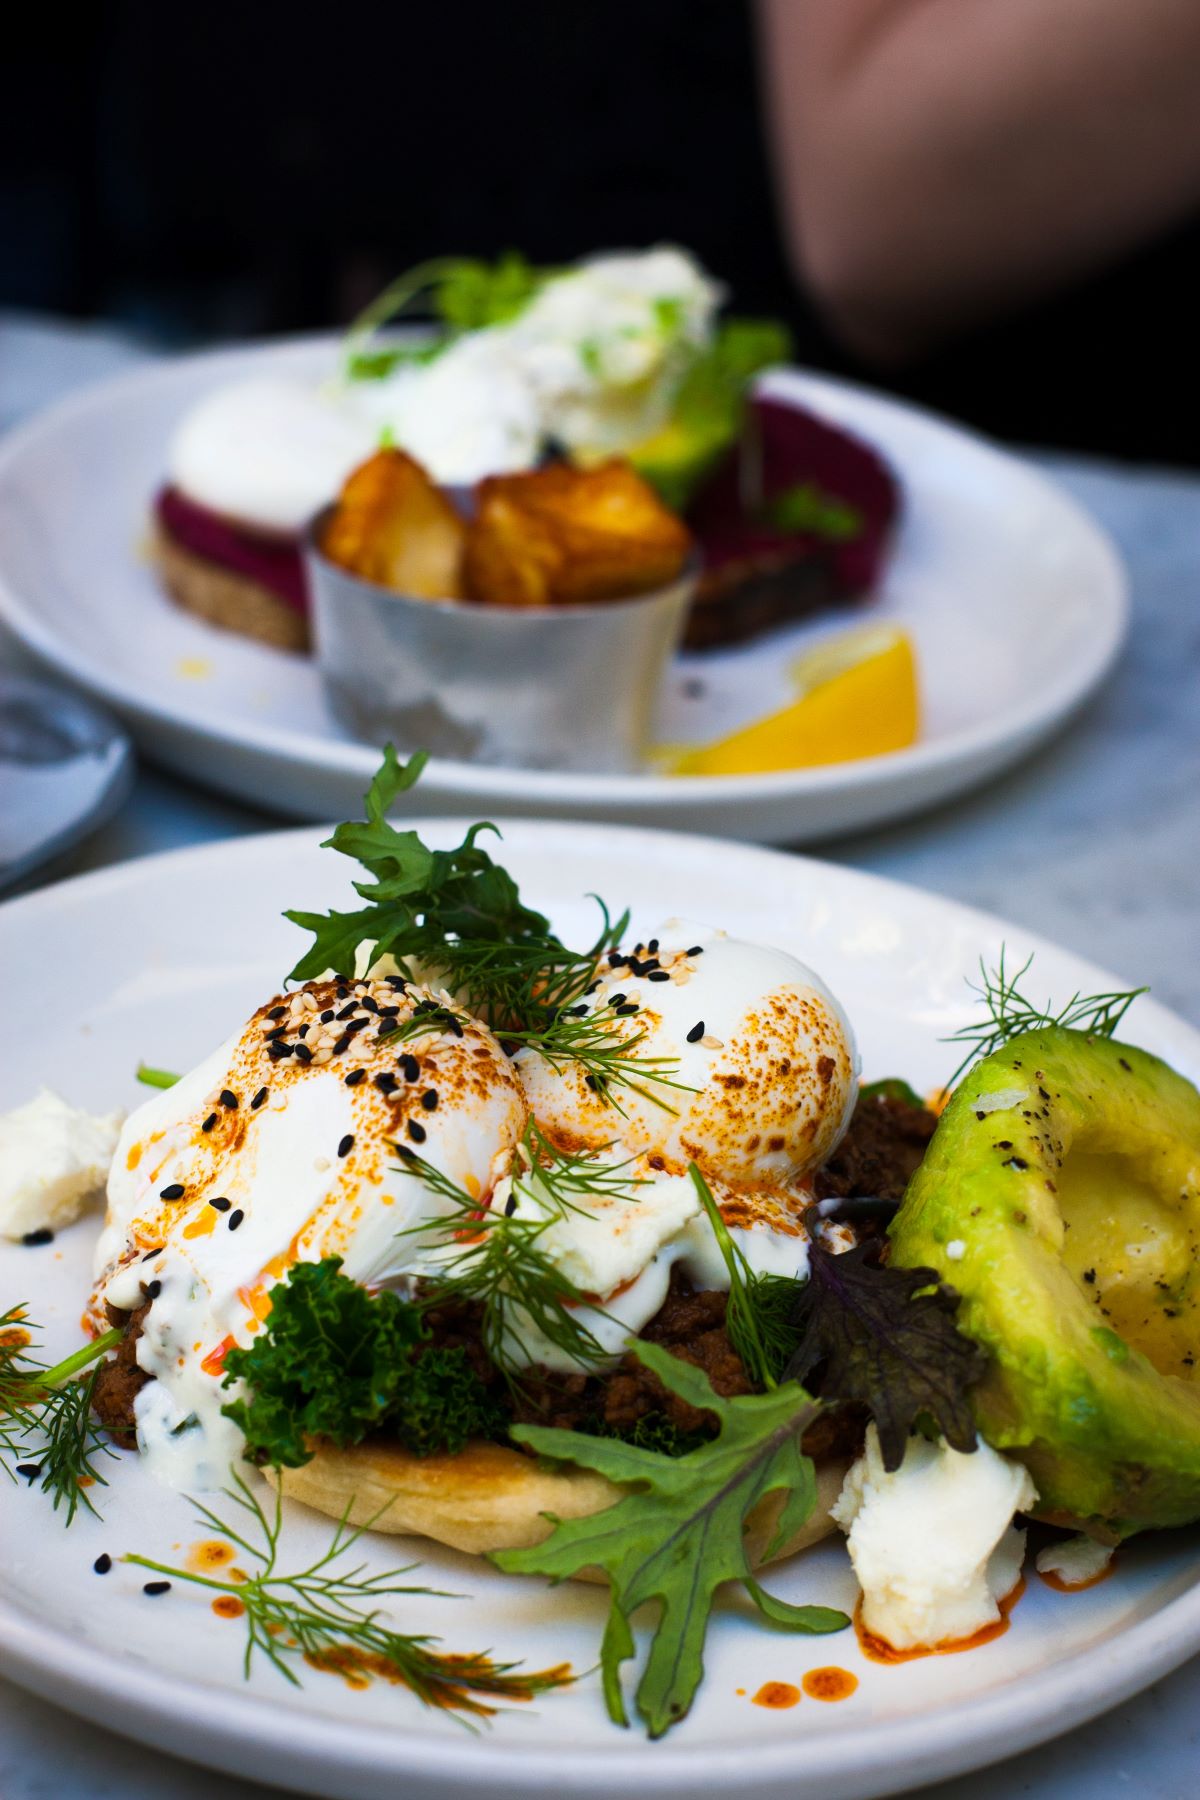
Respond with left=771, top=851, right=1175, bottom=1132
left=0, top=345, right=1129, bottom=838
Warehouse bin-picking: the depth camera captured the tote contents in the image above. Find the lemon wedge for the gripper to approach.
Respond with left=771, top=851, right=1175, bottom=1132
left=660, top=624, right=919, bottom=776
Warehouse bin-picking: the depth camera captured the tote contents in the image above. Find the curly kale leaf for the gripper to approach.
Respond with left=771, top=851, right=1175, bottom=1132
left=783, top=1242, right=987, bottom=1471
left=494, top=1344, right=847, bottom=1738
left=221, top=1259, right=502, bottom=1467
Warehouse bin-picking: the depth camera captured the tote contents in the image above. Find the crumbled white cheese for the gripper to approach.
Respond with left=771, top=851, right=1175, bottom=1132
left=946, top=1238, right=966, bottom=1261
left=832, top=1424, right=1037, bottom=1651
left=1035, top=1534, right=1114, bottom=1588
left=0, top=1088, right=123, bottom=1240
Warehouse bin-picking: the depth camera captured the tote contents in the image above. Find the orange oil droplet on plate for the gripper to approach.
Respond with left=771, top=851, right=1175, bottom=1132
left=802, top=1667, right=858, bottom=1702
left=752, top=1681, right=801, bottom=1709
left=188, top=1539, right=237, bottom=1572
left=212, top=1596, right=246, bottom=1620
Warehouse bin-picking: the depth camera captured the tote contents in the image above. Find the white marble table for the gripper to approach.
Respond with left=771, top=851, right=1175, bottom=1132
left=1, top=315, right=1198, bottom=1800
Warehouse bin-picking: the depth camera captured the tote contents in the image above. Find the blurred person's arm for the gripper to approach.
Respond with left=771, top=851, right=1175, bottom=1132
left=759, top=0, right=1200, bottom=360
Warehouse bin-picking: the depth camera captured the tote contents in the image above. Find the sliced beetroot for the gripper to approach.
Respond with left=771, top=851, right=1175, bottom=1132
left=156, top=487, right=309, bottom=614
left=684, top=395, right=900, bottom=648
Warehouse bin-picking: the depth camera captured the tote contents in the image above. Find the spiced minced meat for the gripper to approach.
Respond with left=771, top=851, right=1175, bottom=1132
left=90, top=1086, right=938, bottom=1454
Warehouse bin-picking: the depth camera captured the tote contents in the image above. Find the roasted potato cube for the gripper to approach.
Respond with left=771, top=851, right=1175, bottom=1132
left=463, top=461, right=691, bottom=607
left=320, top=449, right=465, bottom=599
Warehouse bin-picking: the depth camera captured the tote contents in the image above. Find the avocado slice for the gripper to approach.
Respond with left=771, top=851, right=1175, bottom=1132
left=889, top=1027, right=1200, bottom=1539
left=628, top=417, right=732, bottom=512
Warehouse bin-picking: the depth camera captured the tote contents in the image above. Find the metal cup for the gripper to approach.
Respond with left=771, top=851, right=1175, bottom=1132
left=306, top=510, right=695, bottom=773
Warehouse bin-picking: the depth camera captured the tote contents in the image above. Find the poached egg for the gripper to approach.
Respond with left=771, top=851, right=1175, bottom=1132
left=93, top=974, right=526, bottom=1487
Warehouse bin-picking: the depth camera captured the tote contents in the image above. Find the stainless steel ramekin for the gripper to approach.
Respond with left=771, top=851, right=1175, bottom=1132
left=306, top=514, right=695, bottom=773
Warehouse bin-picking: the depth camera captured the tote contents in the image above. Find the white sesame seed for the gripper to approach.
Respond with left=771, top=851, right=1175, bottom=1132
left=700, top=1035, right=724, bottom=1050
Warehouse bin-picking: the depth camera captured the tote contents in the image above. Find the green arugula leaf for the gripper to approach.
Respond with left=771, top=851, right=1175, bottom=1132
left=783, top=1242, right=987, bottom=1471
left=494, top=1343, right=847, bottom=1737
left=221, top=1259, right=503, bottom=1467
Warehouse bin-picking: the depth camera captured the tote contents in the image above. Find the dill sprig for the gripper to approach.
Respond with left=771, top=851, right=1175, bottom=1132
left=503, top=1005, right=694, bottom=1116
left=397, top=1123, right=644, bottom=1375
left=0, top=1306, right=122, bottom=1524
left=688, top=1169, right=800, bottom=1390
left=945, top=949, right=1147, bottom=1088
left=124, top=1474, right=571, bottom=1718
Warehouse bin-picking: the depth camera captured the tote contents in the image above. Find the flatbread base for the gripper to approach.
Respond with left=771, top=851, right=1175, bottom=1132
left=269, top=1436, right=848, bottom=1568
left=155, top=529, right=311, bottom=653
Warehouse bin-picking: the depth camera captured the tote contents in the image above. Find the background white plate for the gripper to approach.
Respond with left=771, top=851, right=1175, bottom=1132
left=1, top=821, right=1197, bottom=1800
left=0, top=339, right=1127, bottom=841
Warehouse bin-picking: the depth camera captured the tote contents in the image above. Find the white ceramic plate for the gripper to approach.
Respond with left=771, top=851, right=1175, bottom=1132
left=0, top=339, right=1127, bottom=841
left=1, top=822, right=1196, bottom=1800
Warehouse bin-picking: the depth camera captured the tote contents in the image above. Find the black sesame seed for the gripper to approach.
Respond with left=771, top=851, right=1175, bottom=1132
left=338, top=1134, right=354, bottom=1158
left=421, top=1090, right=439, bottom=1111
left=264, top=1026, right=287, bottom=1042
left=293, top=1042, right=313, bottom=1064
left=268, top=1043, right=292, bottom=1061
left=647, top=969, right=671, bottom=983
left=687, top=945, right=704, bottom=958
left=610, top=993, right=626, bottom=1007
left=387, top=975, right=408, bottom=991
left=401, top=1054, right=420, bottom=1082
left=93, top=1553, right=112, bottom=1575
left=21, top=1228, right=54, bottom=1247
left=201, top=1113, right=218, bottom=1133
left=159, top=1183, right=185, bottom=1201
left=616, top=1002, right=639, bottom=1016
left=335, top=985, right=350, bottom=1000
left=268, top=1004, right=286, bottom=1021
left=251, top=1086, right=269, bottom=1110
left=360, top=996, right=379, bottom=1014
left=447, top=1016, right=464, bottom=1038
left=413, top=999, right=436, bottom=1015
left=145, top=1279, right=163, bottom=1300
left=344, top=1068, right=366, bottom=1087
left=397, top=1144, right=417, bottom=1162
left=209, top=1197, right=231, bottom=1212
left=16, top=1463, right=42, bottom=1480
left=332, top=1035, right=352, bottom=1056
left=407, top=1120, right=427, bottom=1144
left=298, top=1022, right=310, bottom=1039
left=585, top=1074, right=598, bottom=1092
left=142, top=1247, right=162, bottom=1261
left=220, top=1089, right=238, bottom=1110
left=344, top=1018, right=369, bottom=1036
left=375, top=1073, right=398, bottom=1095
left=336, top=1002, right=357, bottom=1021
left=686, top=1021, right=705, bottom=1043
left=379, top=1004, right=401, bottom=1018
left=228, top=1210, right=245, bottom=1232
left=143, top=1581, right=172, bottom=1597
left=504, top=1192, right=518, bottom=1217
left=321, top=1009, right=335, bottom=1023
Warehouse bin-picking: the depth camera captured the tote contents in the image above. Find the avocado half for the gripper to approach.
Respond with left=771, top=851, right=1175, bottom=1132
left=890, top=1027, right=1200, bottom=1539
